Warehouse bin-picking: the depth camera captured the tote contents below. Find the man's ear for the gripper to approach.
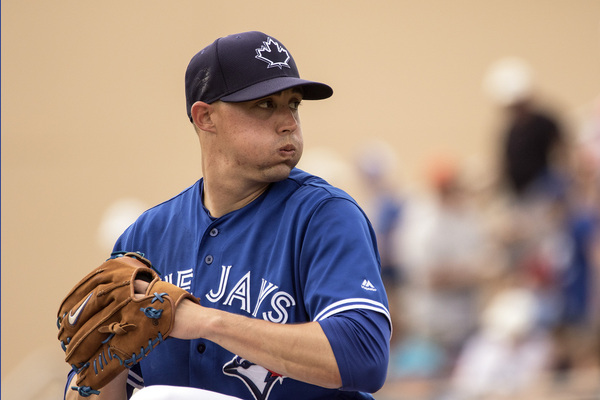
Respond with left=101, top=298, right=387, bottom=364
left=191, top=101, right=216, bottom=132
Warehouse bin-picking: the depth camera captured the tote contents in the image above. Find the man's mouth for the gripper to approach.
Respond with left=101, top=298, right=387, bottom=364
left=279, top=145, right=296, bottom=154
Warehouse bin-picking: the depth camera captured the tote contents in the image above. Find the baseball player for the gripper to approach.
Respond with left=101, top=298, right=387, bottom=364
left=62, top=31, right=391, bottom=400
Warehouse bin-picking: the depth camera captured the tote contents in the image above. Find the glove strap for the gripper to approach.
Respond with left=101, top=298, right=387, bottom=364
left=71, top=385, right=101, bottom=397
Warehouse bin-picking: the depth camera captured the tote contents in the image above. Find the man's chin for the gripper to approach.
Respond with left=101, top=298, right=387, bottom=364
left=262, top=163, right=296, bottom=183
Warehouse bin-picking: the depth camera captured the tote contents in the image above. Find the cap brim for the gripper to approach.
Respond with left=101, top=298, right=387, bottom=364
left=220, top=77, right=333, bottom=102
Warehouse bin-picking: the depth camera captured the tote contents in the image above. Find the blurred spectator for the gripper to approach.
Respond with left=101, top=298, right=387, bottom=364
left=483, top=57, right=568, bottom=200
left=562, top=146, right=599, bottom=327
left=547, top=97, right=600, bottom=383
left=501, top=101, right=566, bottom=198
left=396, top=156, right=498, bottom=378
left=448, top=284, right=553, bottom=399
left=566, top=96, right=600, bottom=330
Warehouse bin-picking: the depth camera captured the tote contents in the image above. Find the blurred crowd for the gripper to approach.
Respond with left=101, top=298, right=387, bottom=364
left=358, top=59, right=600, bottom=400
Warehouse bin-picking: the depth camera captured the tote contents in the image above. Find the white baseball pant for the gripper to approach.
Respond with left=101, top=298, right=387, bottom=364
left=130, top=385, right=244, bottom=400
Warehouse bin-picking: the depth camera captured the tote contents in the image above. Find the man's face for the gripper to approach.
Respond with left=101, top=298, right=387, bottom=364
left=209, top=88, right=304, bottom=184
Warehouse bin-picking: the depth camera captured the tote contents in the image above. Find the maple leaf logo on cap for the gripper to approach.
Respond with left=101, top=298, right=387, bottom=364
left=255, top=37, right=291, bottom=69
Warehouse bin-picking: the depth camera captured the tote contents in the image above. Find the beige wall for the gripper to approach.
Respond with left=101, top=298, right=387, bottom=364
left=2, top=1, right=599, bottom=398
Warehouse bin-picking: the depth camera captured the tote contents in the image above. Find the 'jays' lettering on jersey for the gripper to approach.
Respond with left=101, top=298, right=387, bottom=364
left=114, top=168, right=391, bottom=400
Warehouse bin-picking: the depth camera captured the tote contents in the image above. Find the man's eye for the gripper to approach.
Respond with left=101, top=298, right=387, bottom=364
left=257, top=100, right=274, bottom=109
left=290, top=101, right=301, bottom=111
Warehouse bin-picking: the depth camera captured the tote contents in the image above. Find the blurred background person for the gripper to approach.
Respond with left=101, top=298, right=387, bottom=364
left=447, top=283, right=554, bottom=400
left=549, top=94, right=600, bottom=385
left=483, top=57, right=569, bottom=202
left=395, top=155, right=499, bottom=386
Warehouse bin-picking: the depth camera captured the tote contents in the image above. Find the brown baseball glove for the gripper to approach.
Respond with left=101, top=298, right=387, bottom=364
left=57, top=252, right=198, bottom=397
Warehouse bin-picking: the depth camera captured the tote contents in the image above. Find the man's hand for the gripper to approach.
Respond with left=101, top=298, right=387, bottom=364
left=133, top=279, right=202, bottom=340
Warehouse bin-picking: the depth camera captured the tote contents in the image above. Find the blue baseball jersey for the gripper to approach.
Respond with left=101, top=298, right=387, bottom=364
left=113, top=168, right=391, bottom=400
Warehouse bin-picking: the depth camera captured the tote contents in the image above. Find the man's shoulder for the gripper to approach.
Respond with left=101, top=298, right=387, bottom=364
left=285, top=168, right=354, bottom=201
left=131, top=180, right=202, bottom=224
left=113, top=180, right=203, bottom=251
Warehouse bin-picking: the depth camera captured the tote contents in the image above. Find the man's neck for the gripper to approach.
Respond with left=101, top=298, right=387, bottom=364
left=202, top=178, right=270, bottom=218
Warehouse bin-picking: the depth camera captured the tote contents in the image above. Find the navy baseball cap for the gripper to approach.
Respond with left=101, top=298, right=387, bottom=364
left=185, top=31, right=333, bottom=121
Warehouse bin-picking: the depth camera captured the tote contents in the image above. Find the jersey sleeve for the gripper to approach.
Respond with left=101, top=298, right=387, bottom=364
left=126, top=364, right=144, bottom=398
left=318, top=309, right=390, bottom=392
left=299, top=197, right=391, bottom=391
left=300, top=197, right=391, bottom=324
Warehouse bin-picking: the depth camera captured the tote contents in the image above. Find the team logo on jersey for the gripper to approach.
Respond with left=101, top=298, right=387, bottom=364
left=255, top=37, right=291, bottom=69
left=223, top=356, right=285, bottom=400
left=361, top=279, right=377, bottom=292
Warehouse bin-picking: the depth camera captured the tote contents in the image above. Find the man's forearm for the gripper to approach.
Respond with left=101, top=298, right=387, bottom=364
left=173, top=300, right=342, bottom=389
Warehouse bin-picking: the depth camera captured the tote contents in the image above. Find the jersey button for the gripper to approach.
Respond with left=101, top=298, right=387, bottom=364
left=197, top=343, right=206, bottom=353
left=209, top=228, right=219, bottom=237
left=204, top=255, right=214, bottom=265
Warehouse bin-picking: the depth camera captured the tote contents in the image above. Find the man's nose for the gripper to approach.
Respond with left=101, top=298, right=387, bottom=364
left=276, top=106, right=299, bottom=134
